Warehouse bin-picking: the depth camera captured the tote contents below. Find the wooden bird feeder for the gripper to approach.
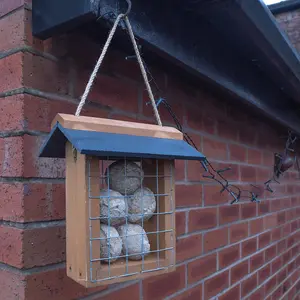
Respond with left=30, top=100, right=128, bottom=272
left=39, top=113, right=205, bottom=287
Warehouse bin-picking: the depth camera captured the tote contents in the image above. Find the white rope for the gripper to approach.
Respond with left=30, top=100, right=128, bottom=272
left=124, top=16, right=162, bottom=126
left=75, top=14, right=124, bottom=116
left=75, top=14, right=162, bottom=126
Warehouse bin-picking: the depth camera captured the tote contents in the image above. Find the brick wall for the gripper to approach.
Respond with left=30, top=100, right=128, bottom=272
left=1, top=2, right=300, bottom=299
left=275, top=8, right=300, bottom=51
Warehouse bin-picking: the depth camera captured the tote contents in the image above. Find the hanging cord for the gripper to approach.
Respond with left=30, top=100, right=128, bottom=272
left=75, top=1, right=162, bottom=126
left=75, top=13, right=124, bottom=117
left=123, top=16, right=162, bottom=126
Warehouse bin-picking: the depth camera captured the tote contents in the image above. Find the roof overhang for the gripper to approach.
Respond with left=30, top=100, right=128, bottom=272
left=32, top=0, right=300, bottom=133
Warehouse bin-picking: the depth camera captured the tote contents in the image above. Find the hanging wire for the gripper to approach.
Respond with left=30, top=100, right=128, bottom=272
left=140, top=58, right=261, bottom=204
left=264, top=130, right=299, bottom=193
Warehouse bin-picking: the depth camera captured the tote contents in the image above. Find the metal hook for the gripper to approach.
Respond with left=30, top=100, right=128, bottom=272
left=122, top=0, right=132, bottom=17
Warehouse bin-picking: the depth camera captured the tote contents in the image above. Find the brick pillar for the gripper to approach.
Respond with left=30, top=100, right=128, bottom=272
left=0, top=2, right=300, bottom=300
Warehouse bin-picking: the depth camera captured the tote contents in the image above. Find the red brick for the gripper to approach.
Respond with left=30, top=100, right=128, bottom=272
left=0, top=183, right=25, bottom=222
left=188, top=207, right=217, bottom=232
left=24, top=52, right=68, bottom=95
left=95, top=284, right=139, bottom=300
left=250, top=252, right=264, bottom=272
left=219, top=204, right=240, bottom=225
left=217, top=119, right=239, bottom=141
left=262, top=151, right=274, bottom=167
left=0, top=226, right=23, bottom=268
left=0, top=9, right=26, bottom=52
left=250, top=218, right=264, bottom=235
left=272, top=257, right=282, bottom=274
left=217, top=162, right=240, bottom=181
left=291, top=220, right=298, bottom=233
left=230, top=222, right=248, bottom=243
left=149, top=99, right=185, bottom=126
left=0, top=224, right=65, bottom=268
left=277, top=211, right=286, bottom=225
left=242, top=237, right=257, bottom=257
left=171, top=285, right=202, bottom=300
left=0, top=94, right=102, bottom=134
left=248, top=148, right=263, bottom=165
left=176, top=212, right=186, bottom=236
left=202, top=114, right=216, bottom=135
left=219, top=285, right=240, bottom=300
left=256, top=167, right=271, bottom=182
left=23, top=225, right=66, bottom=268
left=76, top=72, right=138, bottom=113
left=143, top=266, right=185, bottom=300
left=204, top=227, right=228, bottom=252
left=0, top=137, right=24, bottom=177
left=278, top=239, right=287, bottom=253
left=259, top=201, right=270, bottom=216
left=202, top=137, right=228, bottom=160
left=203, top=185, right=229, bottom=206
left=287, top=235, right=296, bottom=249
left=204, top=270, right=229, bottom=299
left=23, top=95, right=73, bottom=132
left=242, top=273, right=257, bottom=297
left=0, top=95, right=24, bottom=131
left=188, top=253, right=217, bottom=284
left=176, top=234, right=202, bottom=262
left=25, top=267, right=106, bottom=300
left=240, top=166, right=256, bottom=182
left=259, top=264, right=271, bottom=284
left=229, top=144, right=247, bottom=162
left=0, top=268, right=25, bottom=300
left=271, top=199, right=284, bottom=212
left=265, top=245, right=277, bottom=261
left=264, top=214, right=277, bottom=230
left=0, top=135, right=65, bottom=178
left=265, top=276, right=277, bottom=295
left=238, top=125, right=257, bottom=145
left=276, top=269, right=287, bottom=287
left=186, top=160, right=204, bottom=181
left=0, top=182, right=65, bottom=222
left=258, top=232, right=271, bottom=249
left=23, top=135, right=65, bottom=178
left=0, top=0, right=31, bottom=17
left=175, top=160, right=185, bottom=181
left=247, top=286, right=265, bottom=300
left=282, top=251, right=291, bottom=265
left=241, top=203, right=257, bottom=219
left=176, top=184, right=202, bottom=207
left=270, top=285, right=285, bottom=300
left=271, top=227, right=282, bottom=242
left=0, top=53, right=22, bottom=93
left=219, top=244, right=240, bottom=269
left=185, top=105, right=202, bottom=131
left=231, top=260, right=249, bottom=284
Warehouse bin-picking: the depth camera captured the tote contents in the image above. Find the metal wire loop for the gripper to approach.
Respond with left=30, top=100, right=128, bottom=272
left=122, top=0, right=132, bottom=17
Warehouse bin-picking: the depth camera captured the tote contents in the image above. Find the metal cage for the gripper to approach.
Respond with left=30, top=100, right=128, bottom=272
left=86, top=157, right=175, bottom=283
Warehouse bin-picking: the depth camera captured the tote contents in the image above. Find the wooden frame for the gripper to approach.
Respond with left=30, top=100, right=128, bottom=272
left=66, top=143, right=176, bottom=287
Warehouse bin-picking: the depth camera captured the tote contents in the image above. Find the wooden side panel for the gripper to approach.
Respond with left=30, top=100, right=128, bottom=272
left=51, top=113, right=183, bottom=140
left=66, top=142, right=89, bottom=284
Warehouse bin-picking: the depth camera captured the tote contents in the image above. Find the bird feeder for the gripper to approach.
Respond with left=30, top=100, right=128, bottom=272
left=39, top=113, right=205, bottom=287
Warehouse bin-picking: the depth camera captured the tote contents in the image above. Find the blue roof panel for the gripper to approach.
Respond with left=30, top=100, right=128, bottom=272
left=39, top=123, right=206, bottom=161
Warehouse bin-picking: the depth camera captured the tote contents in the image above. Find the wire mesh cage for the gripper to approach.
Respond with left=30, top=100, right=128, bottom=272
left=86, top=156, right=175, bottom=284
left=39, top=114, right=205, bottom=287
